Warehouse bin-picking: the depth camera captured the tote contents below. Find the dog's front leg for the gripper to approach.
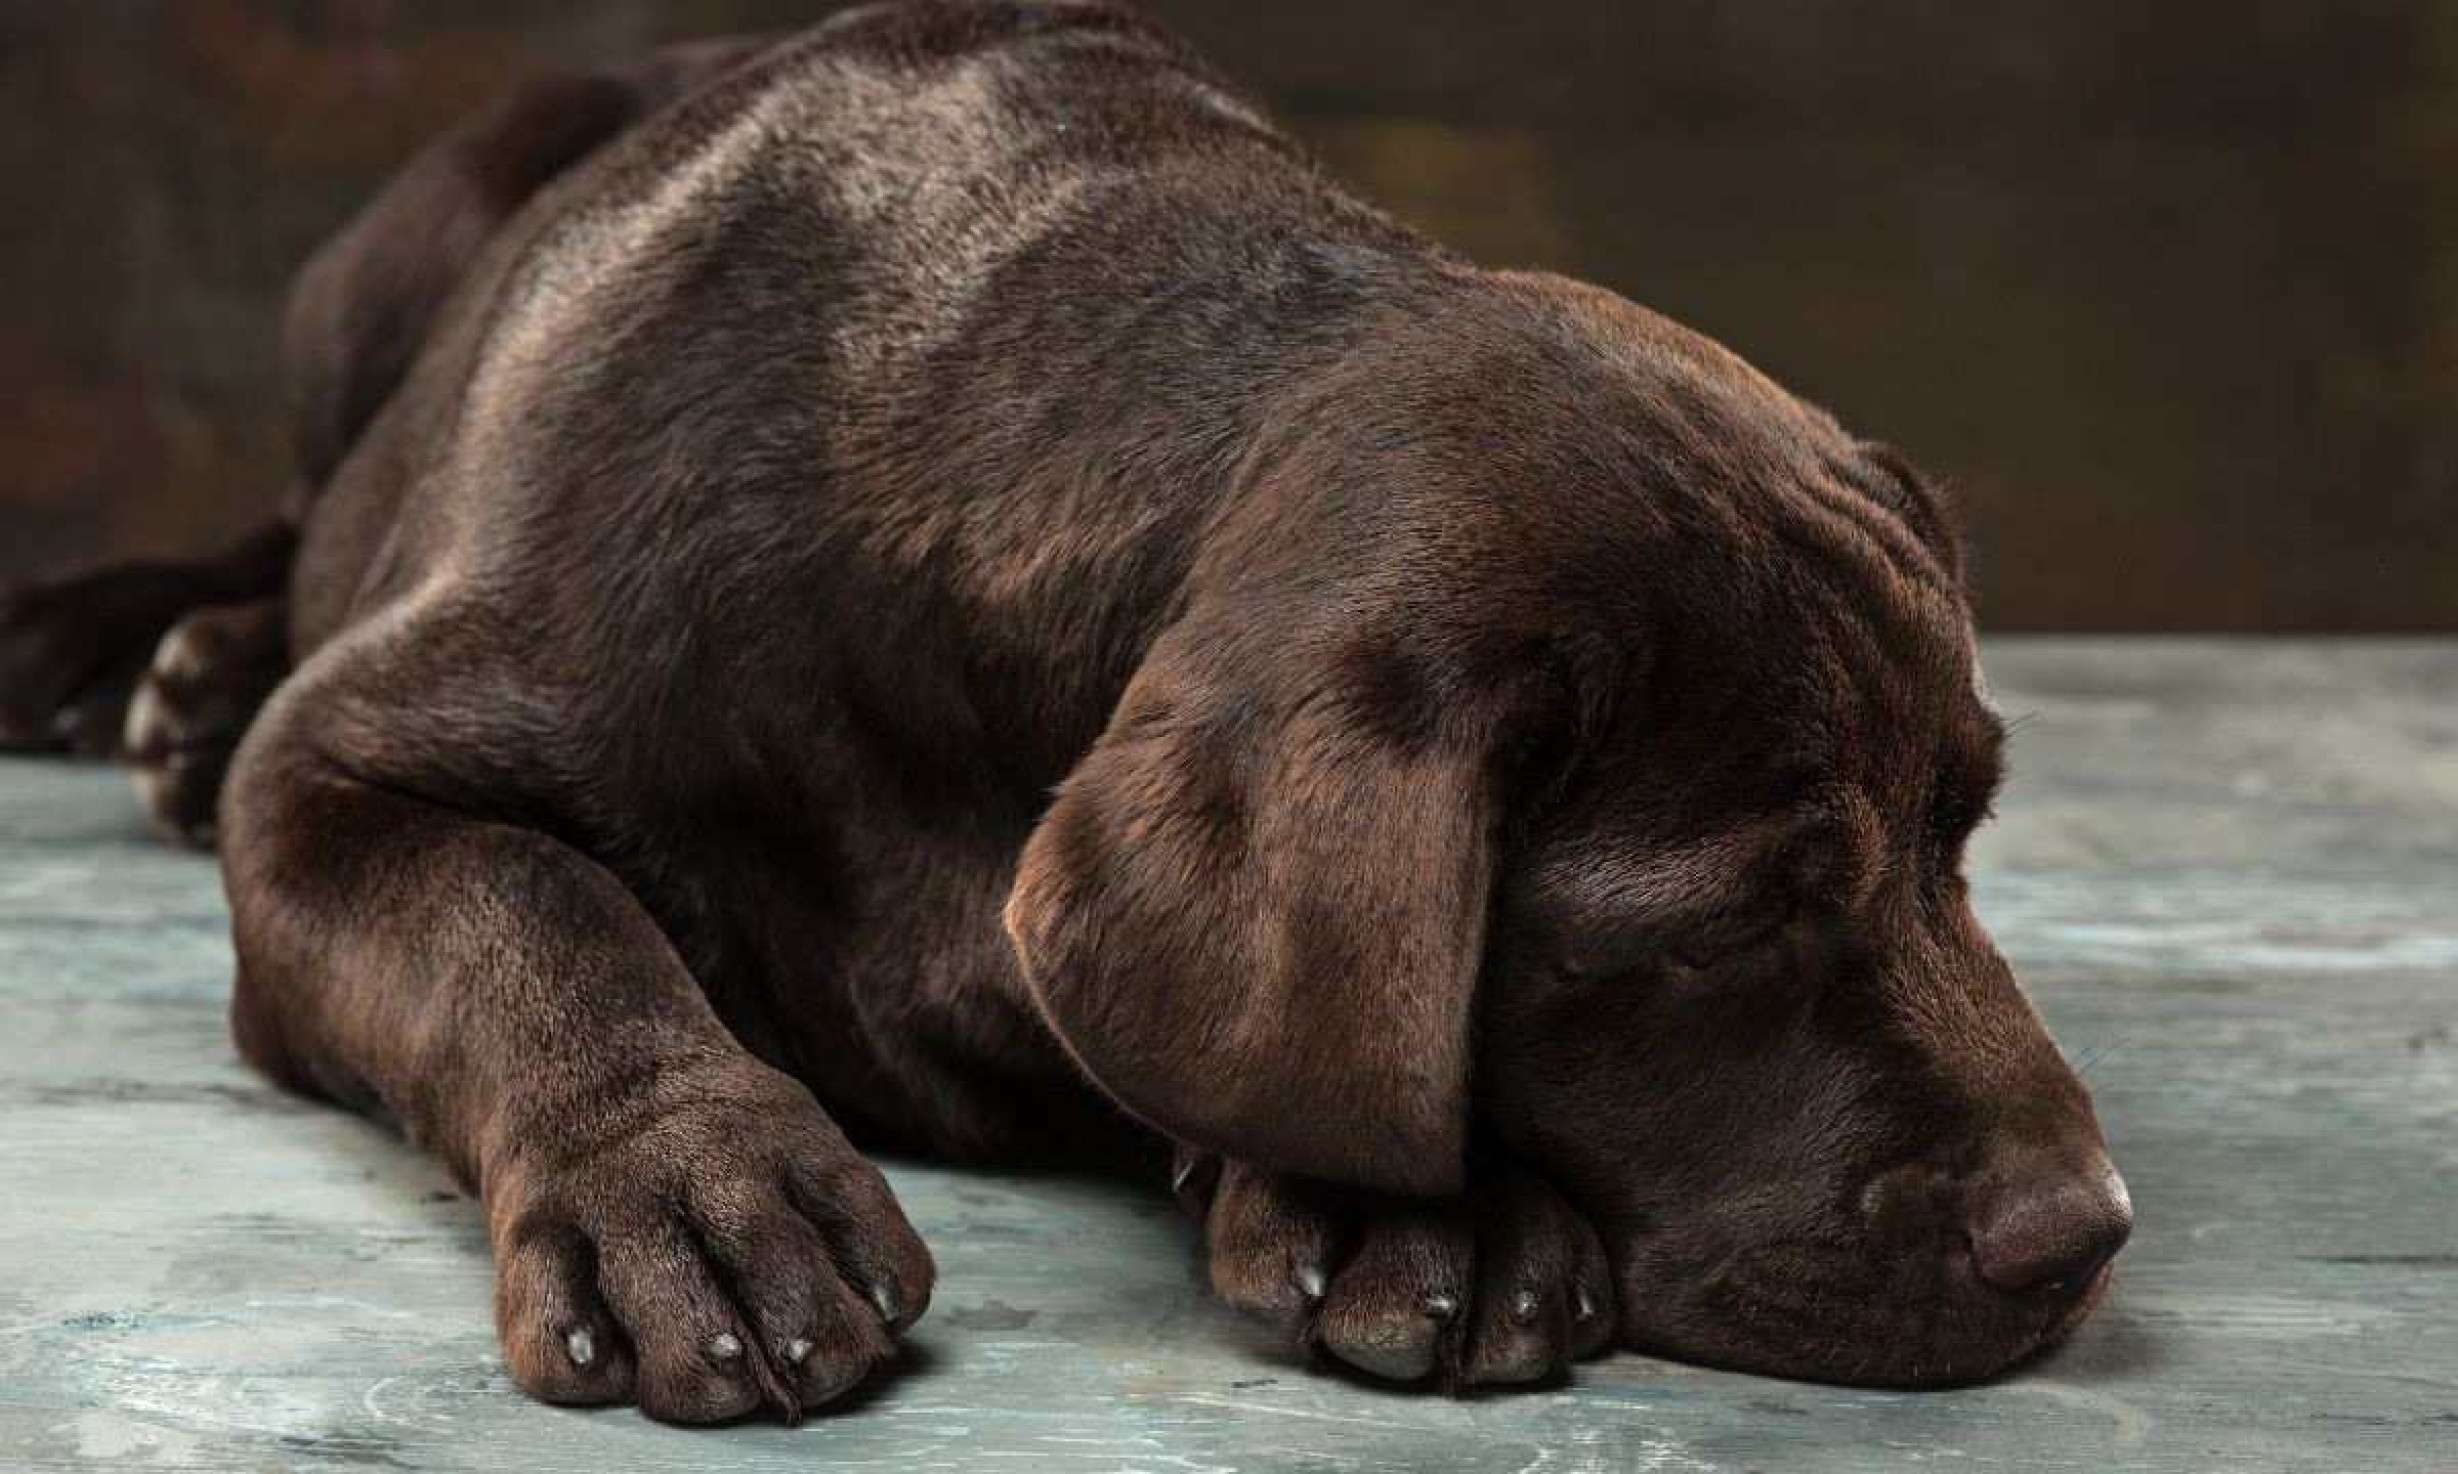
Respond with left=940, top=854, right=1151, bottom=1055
left=218, top=676, right=931, bottom=1423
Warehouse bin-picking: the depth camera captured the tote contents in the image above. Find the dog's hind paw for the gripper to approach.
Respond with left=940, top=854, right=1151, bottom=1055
left=122, top=597, right=289, bottom=848
left=0, top=566, right=198, bottom=755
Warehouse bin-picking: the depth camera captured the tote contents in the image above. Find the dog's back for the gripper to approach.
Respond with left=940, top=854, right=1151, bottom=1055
left=286, top=1, right=1462, bottom=829
left=254, top=0, right=1469, bottom=1160
left=299, top=1, right=1418, bottom=676
left=9, top=0, right=1458, bottom=1151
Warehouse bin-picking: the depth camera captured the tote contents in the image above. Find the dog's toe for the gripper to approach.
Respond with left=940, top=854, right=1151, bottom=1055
left=1314, top=1204, right=1471, bottom=1383
left=496, top=1221, right=639, bottom=1408
left=1202, top=1160, right=1340, bottom=1317
left=589, top=1215, right=777, bottom=1425
left=710, top=1162, right=904, bottom=1410
left=1458, top=1170, right=1617, bottom=1385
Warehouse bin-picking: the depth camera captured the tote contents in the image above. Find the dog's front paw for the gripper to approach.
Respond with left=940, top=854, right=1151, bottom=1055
left=1182, top=1152, right=1616, bottom=1389
left=487, top=1061, right=934, bottom=1423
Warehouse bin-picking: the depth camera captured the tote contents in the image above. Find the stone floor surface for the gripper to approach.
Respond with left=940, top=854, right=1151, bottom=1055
left=0, top=639, right=2452, bottom=1472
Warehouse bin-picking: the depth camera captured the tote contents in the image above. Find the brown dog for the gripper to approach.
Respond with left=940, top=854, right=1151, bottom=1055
left=0, top=0, right=2128, bottom=1420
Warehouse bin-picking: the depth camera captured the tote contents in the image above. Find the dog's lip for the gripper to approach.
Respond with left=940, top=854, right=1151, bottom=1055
left=2040, top=1259, right=2118, bottom=1341
left=1959, top=1235, right=2120, bottom=1359
left=1604, top=1236, right=2121, bottom=1388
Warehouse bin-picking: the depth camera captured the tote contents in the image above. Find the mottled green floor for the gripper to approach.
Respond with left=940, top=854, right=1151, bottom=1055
left=2, top=639, right=2453, bottom=1473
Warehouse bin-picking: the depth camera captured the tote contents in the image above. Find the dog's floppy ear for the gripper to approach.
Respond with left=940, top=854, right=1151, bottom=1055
left=1004, top=594, right=1508, bottom=1197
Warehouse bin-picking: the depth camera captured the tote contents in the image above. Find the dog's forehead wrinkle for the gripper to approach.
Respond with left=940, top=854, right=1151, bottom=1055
left=1819, top=445, right=1963, bottom=583
left=1740, top=568, right=1992, bottom=828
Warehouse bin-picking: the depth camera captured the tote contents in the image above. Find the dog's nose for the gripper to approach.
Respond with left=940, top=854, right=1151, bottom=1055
left=1965, top=1156, right=2133, bottom=1294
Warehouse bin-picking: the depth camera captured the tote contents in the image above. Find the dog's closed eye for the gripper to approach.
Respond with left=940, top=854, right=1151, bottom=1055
left=1554, top=903, right=1800, bottom=981
left=1661, top=903, right=1807, bottom=973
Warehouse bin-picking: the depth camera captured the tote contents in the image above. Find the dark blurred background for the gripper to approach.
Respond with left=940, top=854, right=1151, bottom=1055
left=2, top=1, right=2451, bottom=630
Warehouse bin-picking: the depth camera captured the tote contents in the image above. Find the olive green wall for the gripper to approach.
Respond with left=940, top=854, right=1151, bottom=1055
left=4, top=1, right=2451, bottom=629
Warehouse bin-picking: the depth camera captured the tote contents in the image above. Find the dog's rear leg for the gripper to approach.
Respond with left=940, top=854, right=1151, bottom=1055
left=0, top=522, right=292, bottom=756
left=222, top=658, right=932, bottom=1423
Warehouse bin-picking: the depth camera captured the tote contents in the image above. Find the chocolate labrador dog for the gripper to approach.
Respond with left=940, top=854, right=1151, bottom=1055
left=0, top=0, right=2130, bottom=1422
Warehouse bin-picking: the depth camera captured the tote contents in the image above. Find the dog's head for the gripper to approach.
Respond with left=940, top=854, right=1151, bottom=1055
left=1004, top=272, right=2128, bottom=1387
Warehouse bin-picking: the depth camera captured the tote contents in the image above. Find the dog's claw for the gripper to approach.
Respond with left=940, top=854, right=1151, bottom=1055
left=564, top=1326, right=596, bottom=1367
left=1509, top=1288, right=1542, bottom=1324
left=1573, top=1284, right=1600, bottom=1322
left=784, top=1336, right=814, bottom=1366
left=709, top=1331, right=744, bottom=1363
left=869, top=1281, right=903, bottom=1328
left=1422, top=1292, right=1460, bottom=1322
left=1295, top=1263, right=1327, bottom=1302
left=1167, top=1149, right=1221, bottom=1215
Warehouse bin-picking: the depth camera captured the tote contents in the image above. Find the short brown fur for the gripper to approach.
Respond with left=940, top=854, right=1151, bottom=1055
left=0, top=0, right=2127, bottom=1417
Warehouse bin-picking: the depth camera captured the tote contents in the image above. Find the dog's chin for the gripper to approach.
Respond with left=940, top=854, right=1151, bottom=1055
left=1612, top=1241, right=2117, bottom=1390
